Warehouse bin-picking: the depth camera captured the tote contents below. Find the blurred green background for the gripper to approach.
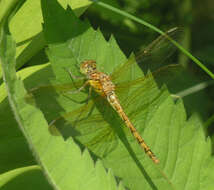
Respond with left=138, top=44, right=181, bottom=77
left=80, top=0, right=214, bottom=134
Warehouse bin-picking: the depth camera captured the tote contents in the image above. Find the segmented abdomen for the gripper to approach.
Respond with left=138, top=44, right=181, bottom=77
left=107, top=93, right=159, bottom=164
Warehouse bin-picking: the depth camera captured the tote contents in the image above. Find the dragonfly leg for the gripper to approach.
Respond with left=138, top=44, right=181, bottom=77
left=73, top=103, right=95, bottom=127
left=86, top=86, right=92, bottom=103
left=63, top=67, right=85, bottom=80
left=62, top=84, right=92, bottom=104
left=71, top=86, right=92, bottom=104
left=49, top=87, right=93, bottom=128
left=65, top=86, right=94, bottom=125
left=66, top=80, right=89, bottom=94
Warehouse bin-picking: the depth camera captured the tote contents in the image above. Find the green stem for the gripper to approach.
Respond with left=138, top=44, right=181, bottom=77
left=91, top=0, right=214, bottom=79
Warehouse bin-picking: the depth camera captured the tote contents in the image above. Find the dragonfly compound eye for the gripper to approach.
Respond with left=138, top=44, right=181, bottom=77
left=80, top=60, right=96, bottom=74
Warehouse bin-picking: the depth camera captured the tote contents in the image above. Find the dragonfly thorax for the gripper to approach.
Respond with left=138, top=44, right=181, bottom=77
left=80, top=60, right=97, bottom=76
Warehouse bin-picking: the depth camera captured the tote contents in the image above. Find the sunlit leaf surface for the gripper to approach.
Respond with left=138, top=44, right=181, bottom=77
left=20, top=1, right=214, bottom=190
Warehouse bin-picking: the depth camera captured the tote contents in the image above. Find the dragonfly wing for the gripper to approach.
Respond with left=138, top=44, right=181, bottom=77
left=112, top=73, right=171, bottom=142
left=26, top=79, right=86, bottom=95
left=110, top=55, right=143, bottom=85
left=114, top=64, right=183, bottom=103
left=25, top=79, right=90, bottom=119
left=135, top=27, right=183, bottom=72
left=111, top=65, right=182, bottom=142
left=49, top=98, right=119, bottom=157
left=25, top=78, right=129, bottom=157
left=110, top=27, right=183, bottom=84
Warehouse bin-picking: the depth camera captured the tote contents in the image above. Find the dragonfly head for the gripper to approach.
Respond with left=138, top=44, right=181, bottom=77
left=80, top=60, right=97, bottom=75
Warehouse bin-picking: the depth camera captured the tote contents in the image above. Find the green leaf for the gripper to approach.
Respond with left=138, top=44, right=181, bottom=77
left=1, top=0, right=213, bottom=189
left=0, top=64, right=51, bottom=174
left=33, top=1, right=213, bottom=189
left=0, top=5, right=125, bottom=190
left=0, top=0, right=22, bottom=22
left=0, top=0, right=92, bottom=83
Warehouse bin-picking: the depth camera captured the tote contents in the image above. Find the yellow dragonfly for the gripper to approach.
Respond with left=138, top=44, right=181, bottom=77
left=28, top=27, right=182, bottom=164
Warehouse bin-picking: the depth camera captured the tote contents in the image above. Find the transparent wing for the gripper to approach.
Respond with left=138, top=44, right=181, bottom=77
left=110, top=27, right=183, bottom=84
left=49, top=98, right=121, bottom=157
left=26, top=79, right=85, bottom=95
left=113, top=64, right=183, bottom=105
left=25, top=80, right=119, bottom=157
left=110, top=64, right=183, bottom=135
left=24, top=79, right=90, bottom=126
left=135, top=27, right=182, bottom=72
left=26, top=76, right=127, bottom=157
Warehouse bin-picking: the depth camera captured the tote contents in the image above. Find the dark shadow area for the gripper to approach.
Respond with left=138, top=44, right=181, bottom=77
left=1, top=168, right=52, bottom=190
left=41, top=0, right=90, bottom=44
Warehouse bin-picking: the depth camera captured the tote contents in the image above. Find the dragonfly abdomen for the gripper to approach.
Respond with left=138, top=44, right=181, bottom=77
left=107, top=94, right=159, bottom=164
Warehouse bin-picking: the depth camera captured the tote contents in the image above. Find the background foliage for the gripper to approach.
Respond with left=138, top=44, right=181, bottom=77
left=0, top=0, right=214, bottom=189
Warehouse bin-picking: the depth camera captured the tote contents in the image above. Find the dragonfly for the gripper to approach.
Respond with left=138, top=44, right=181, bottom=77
left=28, top=27, right=182, bottom=164
left=66, top=60, right=160, bottom=163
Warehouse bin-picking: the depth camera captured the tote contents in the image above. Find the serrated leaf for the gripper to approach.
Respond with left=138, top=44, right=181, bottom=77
left=34, top=1, right=214, bottom=190
left=0, top=0, right=92, bottom=83
left=1, top=1, right=213, bottom=190
left=0, top=64, right=51, bottom=174
left=0, top=6, right=124, bottom=190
